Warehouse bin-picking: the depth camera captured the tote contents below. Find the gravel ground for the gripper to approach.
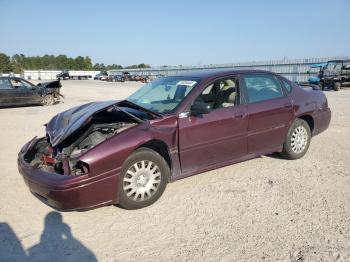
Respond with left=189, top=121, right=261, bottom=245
left=0, top=80, right=349, bottom=262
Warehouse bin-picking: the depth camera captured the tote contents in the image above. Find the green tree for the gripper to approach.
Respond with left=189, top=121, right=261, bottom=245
left=125, top=63, right=151, bottom=69
left=11, top=54, right=25, bottom=73
left=0, top=53, right=13, bottom=73
left=83, top=56, right=93, bottom=70
left=106, top=64, right=123, bottom=70
left=56, top=54, right=69, bottom=70
left=93, top=63, right=106, bottom=71
left=2, top=52, right=152, bottom=72
left=137, top=63, right=151, bottom=68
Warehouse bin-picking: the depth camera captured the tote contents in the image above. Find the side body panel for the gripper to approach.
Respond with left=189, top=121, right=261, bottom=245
left=246, top=97, right=293, bottom=154
left=178, top=105, right=248, bottom=174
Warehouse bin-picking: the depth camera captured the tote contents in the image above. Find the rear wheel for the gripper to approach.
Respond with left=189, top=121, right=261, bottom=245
left=118, top=148, right=169, bottom=209
left=281, top=119, right=311, bottom=160
left=319, top=80, right=324, bottom=90
left=333, top=82, right=341, bottom=91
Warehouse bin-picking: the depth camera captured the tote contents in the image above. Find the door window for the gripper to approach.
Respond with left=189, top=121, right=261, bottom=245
left=194, top=78, right=238, bottom=110
left=333, top=62, right=342, bottom=72
left=10, top=79, right=33, bottom=89
left=243, top=75, right=284, bottom=103
left=0, top=78, right=12, bottom=89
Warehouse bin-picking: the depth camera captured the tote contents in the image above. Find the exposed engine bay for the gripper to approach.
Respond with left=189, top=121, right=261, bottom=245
left=23, top=105, right=139, bottom=176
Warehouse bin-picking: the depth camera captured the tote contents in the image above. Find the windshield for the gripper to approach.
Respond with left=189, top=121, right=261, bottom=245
left=127, top=76, right=200, bottom=114
left=326, top=62, right=336, bottom=70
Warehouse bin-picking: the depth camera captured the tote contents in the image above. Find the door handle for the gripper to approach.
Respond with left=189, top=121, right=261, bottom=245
left=234, top=112, right=246, bottom=118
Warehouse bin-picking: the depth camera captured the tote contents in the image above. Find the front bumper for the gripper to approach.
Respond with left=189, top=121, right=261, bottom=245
left=18, top=137, right=119, bottom=211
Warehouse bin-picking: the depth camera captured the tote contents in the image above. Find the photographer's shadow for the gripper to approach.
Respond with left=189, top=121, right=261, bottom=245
left=0, top=222, right=27, bottom=261
left=28, top=211, right=97, bottom=262
left=0, top=211, right=97, bottom=262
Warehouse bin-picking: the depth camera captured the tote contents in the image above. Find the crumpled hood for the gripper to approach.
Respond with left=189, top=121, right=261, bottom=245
left=37, top=80, right=62, bottom=89
left=46, top=100, right=118, bottom=147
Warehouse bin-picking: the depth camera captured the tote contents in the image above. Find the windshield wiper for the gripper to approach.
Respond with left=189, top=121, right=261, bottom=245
left=123, top=100, right=162, bottom=117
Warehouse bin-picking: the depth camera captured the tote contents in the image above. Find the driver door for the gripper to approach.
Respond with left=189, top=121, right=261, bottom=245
left=178, top=77, right=248, bottom=174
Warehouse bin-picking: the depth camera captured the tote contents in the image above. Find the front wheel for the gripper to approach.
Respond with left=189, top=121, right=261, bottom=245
left=118, top=148, right=169, bottom=209
left=333, top=82, right=341, bottom=91
left=42, top=94, right=55, bottom=106
left=281, top=119, right=311, bottom=160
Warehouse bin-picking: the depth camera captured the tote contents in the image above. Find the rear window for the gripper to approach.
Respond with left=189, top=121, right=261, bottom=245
left=243, top=74, right=284, bottom=103
left=0, top=78, right=11, bottom=89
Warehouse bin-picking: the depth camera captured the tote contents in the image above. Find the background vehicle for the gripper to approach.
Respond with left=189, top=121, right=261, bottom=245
left=18, top=70, right=331, bottom=210
left=307, top=63, right=327, bottom=85
left=108, top=74, right=125, bottom=82
left=320, top=59, right=350, bottom=91
left=57, top=70, right=94, bottom=80
left=0, top=77, right=62, bottom=107
left=122, top=72, right=131, bottom=81
left=94, top=71, right=108, bottom=81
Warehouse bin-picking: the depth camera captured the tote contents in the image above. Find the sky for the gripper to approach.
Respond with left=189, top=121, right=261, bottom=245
left=0, top=0, right=349, bottom=67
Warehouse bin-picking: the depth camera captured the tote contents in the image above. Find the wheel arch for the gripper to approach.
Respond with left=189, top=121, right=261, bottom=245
left=137, top=139, right=172, bottom=171
left=297, top=114, right=315, bottom=133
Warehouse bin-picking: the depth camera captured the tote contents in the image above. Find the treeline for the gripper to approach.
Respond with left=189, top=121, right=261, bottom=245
left=0, top=53, right=151, bottom=73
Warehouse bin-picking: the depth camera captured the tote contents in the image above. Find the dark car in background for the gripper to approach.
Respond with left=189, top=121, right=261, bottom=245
left=0, top=77, right=62, bottom=107
left=18, top=70, right=331, bottom=211
left=111, top=74, right=125, bottom=82
left=320, top=59, right=350, bottom=91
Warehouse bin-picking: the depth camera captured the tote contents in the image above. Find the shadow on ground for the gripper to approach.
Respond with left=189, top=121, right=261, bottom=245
left=0, top=211, right=97, bottom=262
left=265, top=152, right=285, bottom=160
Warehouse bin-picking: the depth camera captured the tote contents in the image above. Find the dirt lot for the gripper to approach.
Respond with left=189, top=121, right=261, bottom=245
left=0, top=80, right=349, bottom=262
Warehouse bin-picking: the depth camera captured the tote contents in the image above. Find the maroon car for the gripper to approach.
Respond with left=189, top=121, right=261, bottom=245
left=18, top=70, right=331, bottom=210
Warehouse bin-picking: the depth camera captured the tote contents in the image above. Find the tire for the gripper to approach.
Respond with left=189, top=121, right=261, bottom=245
left=334, top=82, right=341, bottom=91
left=281, top=119, right=311, bottom=160
left=42, top=94, right=55, bottom=106
left=118, top=148, right=170, bottom=209
left=319, top=81, right=324, bottom=90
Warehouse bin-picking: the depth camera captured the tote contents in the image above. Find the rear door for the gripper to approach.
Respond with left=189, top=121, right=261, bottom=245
left=241, top=73, right=293, bottom=154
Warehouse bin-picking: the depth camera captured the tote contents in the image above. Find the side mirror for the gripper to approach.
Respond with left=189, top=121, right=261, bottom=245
left=190, top=101, right=211, bottom=115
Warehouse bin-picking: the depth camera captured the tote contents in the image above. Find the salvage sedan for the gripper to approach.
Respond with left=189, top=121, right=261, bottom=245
left=18, top=70, right=331, bottom=210
left=0, top=77, right=62, bottom=107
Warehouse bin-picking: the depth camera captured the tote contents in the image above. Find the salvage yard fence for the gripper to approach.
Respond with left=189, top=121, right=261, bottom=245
left=22, top=56, right=349, bottom=82
left=110, top=56, right=349, bottom=83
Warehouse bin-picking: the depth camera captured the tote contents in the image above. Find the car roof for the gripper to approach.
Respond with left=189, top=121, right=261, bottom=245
left=171, top=69, right=274, bottom=79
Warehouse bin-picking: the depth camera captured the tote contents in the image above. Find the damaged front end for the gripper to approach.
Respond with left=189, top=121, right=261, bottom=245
left=22, top=101, right=141, bottom=176
left=38, top=80, right=64, bottom=103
